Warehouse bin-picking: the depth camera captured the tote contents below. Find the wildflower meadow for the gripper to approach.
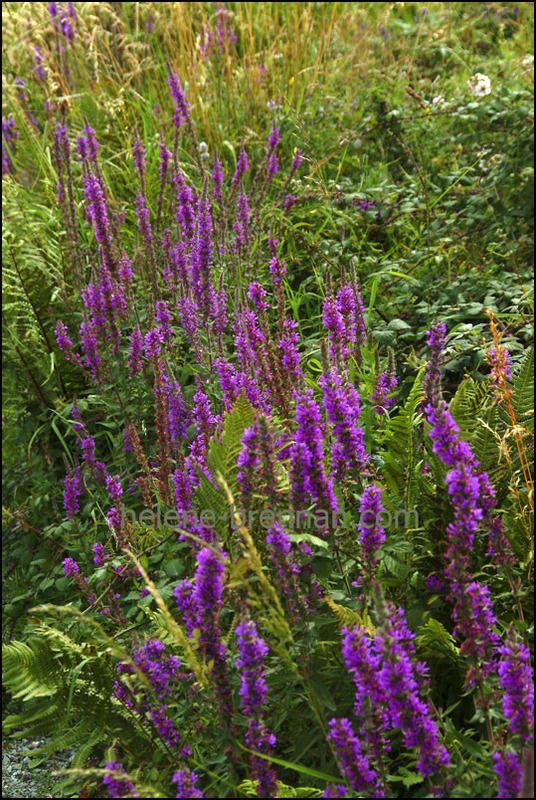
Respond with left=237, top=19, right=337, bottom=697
left=2, top=3, right=534, bottom=798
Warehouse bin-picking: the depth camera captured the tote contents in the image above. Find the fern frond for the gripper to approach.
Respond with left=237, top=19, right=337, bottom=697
left=324, top=595, right=376, bottom=633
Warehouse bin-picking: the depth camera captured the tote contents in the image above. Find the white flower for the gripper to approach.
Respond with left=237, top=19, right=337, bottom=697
left=467, top=73, right=491, bottom=97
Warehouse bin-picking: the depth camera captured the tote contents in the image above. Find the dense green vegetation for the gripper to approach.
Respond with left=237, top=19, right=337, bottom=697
left=2, top=3, right=534, bottom=798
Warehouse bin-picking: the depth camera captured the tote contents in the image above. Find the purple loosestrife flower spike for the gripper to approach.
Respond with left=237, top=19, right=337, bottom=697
left=167, top=67, right=190, bottom=126
left=2, top=116, right=18, bottom=175
left=132, top=136, right=146, bottom=183
left=232, top=147, right=248, bottom=185
left=172, top=769, right=204, bottom=798
left=290, top=387, right=339, bottom=515
left=191, top=547, right=230, bottom=693
left=83, top=170, right=115, bottom=270
left=192, top=187, right=216, bottom=319
left=284, top=193, right=296, bottom=214
left=357, top=485, right=386, bottom=578
left=54, top=320, right=82, bottom=366
left=103, top=761, right=139, bottom=799
left=422, top=321, right=446, bottom=401
left=320, top=369, right=367, bottom=482
left=212, top=157, right=224, bottom=204
left=424, top=322, right=509, bottom=681
left=80, top=320, right=102, bottom=382
left=113, top=640, right=185, bottom=747
left=236, top=618, right=278, bottom=797
left=237, top=417, right=280, bottom=502
left=233, top=192, right=251, bottom=256
left=268, top=125, right=281, bottom=150
left=236, top=623, right=270, bottom=709
left=174, top=170, right=197, bottom=240
left=167, top=382, right=188, bottom=445
left=63, top=466, right=85, bottom=518
left=92, top=542, right=109, bottom=566
left=492, top=751, right=522, bottom=798
left=128, top=328, right=144, bottom=376
left=291, top=147, right=303, bottom=175
left=323, top=283, right=366, bottom=366
left=62, top=557, right=80, bottom=577
left=77, top=125, right=100, bottom=164
left=341, top=602, right=450, bottom=781
left=488, top=347, right=513, bottom=387
left=278, top=318, right=302, bottom=382
left=371, top=369, right=398, bottom=414
left=497, top=625, right=534, bottom=742
left=327, top=717, right=383, bottom=796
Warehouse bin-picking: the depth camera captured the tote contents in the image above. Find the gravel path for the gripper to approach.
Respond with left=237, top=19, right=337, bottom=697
left=2, top=735, right=77, bottom=799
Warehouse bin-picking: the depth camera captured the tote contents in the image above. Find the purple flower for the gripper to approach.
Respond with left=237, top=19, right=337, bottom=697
left=278, top=319, right=302, bottom=381
left=212, top=157, right=224, bottom=203
left=62, top=557, right=80, bottom=576
left=497, top=626, right=534, bottom=741
left=113, top=640, right=185, bottom=747
left=63, top=466, right=85, bottom=518
left=267, top=151, right=279, bottom=177
left=341, top=600, right=450, bottom=780
left=167, top=382, right=188, bottom=445
left=92, top=542, right=109, bottom=566
left=33, top=46, right=47, bottom=80
left=105, top=474, right=123, bottom=506
left=77, top=125, right=100, bottom=163
left=371, top=369, right=398, bottom=414
left=128, top=328, right=144, bottom=376
left=83, top=170, right=115, bottom=269
left=283, top=193, right=296, bottom=214
left=172, top=768, right=204, bottom=798
left=2, top=115, right=18, bottom=175
left=327, top=717, right=383, bottom=796
left=132, top=136, right=146, bottom=181
left=323, top=284, right=366, bottom=365
left=135, top=192, right=153, bottom=248
left=236, top=618, right=278, bottom=797
left=191, top=193, right=216, bottom=319
left=236, top=619, right=269, bottom=714
left=237, top=418, right=280, bottom=500
left=291, top=147, right=303, bottom=175
left=231, top=147, right=248, bottom=185
left=422, top=322, right=446, bottom=401
left=156, top=300, right=173, bottom=345
left=233, top=192, right=251, bottom=255
left=357, top=485, right=386, bottom=577
left=103, top=761, right=139, bottom=798
left=174, top=170, right=197, bottom=239
left=424, top=322, right=507, bottom=679
left=319, top=369, right=367, bottom=481
left=268, top=125, right=281, bottom=151
left=80, top=320, right=102, bottom=382
left=167, top=67, right=190, bottom=127
left=492, top=751, right=522, bottom=798
left=488, top=347, right=513, bottom=387
left=55, top=320, right=82, bottom=365
left=290, top=387, right=339, bottom=515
